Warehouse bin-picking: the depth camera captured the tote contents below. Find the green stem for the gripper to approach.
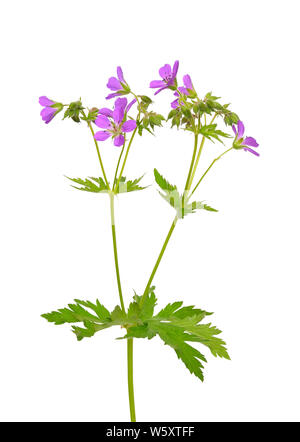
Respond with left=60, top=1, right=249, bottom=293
left=188, top=113, right=217, bottom=187
left=184, top=133, right=199, bottom=193
left=127, top=338, right=136, bottom=422
left=113, top=140, right=126, bottom=191
left=115, top=126, right=138, bottom=192
left=140, top=216, right=178, bottom=307
left=109, top=192, right=125, bottom=313
left=189, top=147, right=233, bottom=199
left=189, top=135, right=205, bottom=187
left=82, top=112, right=110, bottom=189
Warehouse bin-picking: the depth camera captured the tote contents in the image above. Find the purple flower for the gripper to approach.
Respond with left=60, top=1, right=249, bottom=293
left=106, top=66, right=130, bottom=100
left=150, top=61, right=179, bottom=95
left=170, top=74, right=195, bottom=108
left=94, top=97, right=137, bottom=146
left=232, top=121, right=259, bottom=156
left=39, top=96, right=62, bottom=124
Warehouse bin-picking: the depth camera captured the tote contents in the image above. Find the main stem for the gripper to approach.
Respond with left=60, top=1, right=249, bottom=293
left=86, top=121, right=136, bottom=421
left=109, top=192, right=136, bottom=421
left=109, top=192, right=125, bottom=313
left=127, top=338, right=136, bottom=422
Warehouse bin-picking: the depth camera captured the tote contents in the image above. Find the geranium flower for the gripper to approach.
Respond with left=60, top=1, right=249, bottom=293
left=106, top=67, right=130, bottom=100
left=94, top=98, right=137, bottom=146
left=39, top=96, right=62, bottom=124
left=171, top=75, right=195, bottom=108
left=232, top=121, right=259, bottom=156
left=150, top=61, right=179, bottom=95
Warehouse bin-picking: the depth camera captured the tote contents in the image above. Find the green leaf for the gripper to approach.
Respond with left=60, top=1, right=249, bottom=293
left=199, top=124, right=231, bottom=144
left=133, top=287, right=157, bottom=321
left=41, top=300, right=108, bottom=326
left=153, top=170, right=217, bottom=218
left=123, top=289, right=230, bottom=381
left=183, top=201, right=218, bottom=215
left=66, top=176, right=109, bottom=193
left=72, top=321, right=112, bottom=341
left=114, top=176, right=147, bottom=194
left=110, top=305, right=127, bottom=324
left=154, top=169, right=177, bottom=192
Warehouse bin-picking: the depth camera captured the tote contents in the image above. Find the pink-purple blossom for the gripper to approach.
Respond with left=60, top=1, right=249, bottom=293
left=150, top=61, right=179, bottom=95
left=39, top=96, right=60, bottom=124
left=106, top=67, right=130, bottom=100
left=171, top=75, right=196, bottom=109
left=232, top=121, right=259, bottom=156
left=94, top=97, right=137, bottom=146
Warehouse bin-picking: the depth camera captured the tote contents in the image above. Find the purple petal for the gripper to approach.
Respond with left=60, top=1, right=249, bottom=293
left=107, top=77, right=122, bottom=91
left=243, top=136, right=259, bottom=148
left=39, top=96, right=55, bottom=107
left=95, top=115, right=111, bottom=129
left=122, top=120, right=137, bottom=132
left=159, top=64, right=172, bottom=80
left=244, top=147, right=260, bottom=156
left=154, top=86, right=168, bottom=95
left=113, top=107, right=124, bottom=125
left=117, top=66, right=125, bottom=83
left=237, top=120, right=245, bottom=139
left=178, top=86, right=189, bottom=95
left=114, top=97, right=127, bottom=112
left=172, top=60, right=179, bottom=78
left=171, top=99, right=179, bottom=109
left=114, top=134, right=125, bottom=147
left=150, top=80, right=165, bottom=89
left=232, top=125, right=237, bottom=135
left=126, top=98, right=137, bottom=113
left=183, top=74, right=193, bottom=90
left=106, top=92, right=122, bottom=100
left=40, top=107, right=56, bottom=124
left=94, top=131, right=111, bottom=141
left=98, top=108, right=113, bottom=118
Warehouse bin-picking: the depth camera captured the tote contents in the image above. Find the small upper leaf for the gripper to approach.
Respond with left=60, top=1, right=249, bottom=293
left=114, top=176, right=147, bottom=194
left=66, top=176, right=109, bottom=193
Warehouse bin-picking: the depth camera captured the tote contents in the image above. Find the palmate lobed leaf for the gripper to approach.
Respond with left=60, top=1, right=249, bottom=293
left=124, top=292, right=230, bottom=382
left=153, top=169, right=218, bottom=217
left=198, top=124, right=232, bottom=144
left=66, top=175, right=147, bottom=194
left=42, top=288, right=229, bottom=381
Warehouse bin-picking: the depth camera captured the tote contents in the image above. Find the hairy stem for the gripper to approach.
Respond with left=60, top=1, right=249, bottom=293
left=127, top=338, right=136, bottom=422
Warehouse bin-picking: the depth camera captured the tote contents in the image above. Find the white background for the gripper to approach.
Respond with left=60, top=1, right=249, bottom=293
left=1, top=0, right=299, bottom=422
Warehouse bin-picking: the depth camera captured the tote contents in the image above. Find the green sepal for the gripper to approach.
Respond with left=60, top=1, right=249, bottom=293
left=63, top=100, right=84, bottom=123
